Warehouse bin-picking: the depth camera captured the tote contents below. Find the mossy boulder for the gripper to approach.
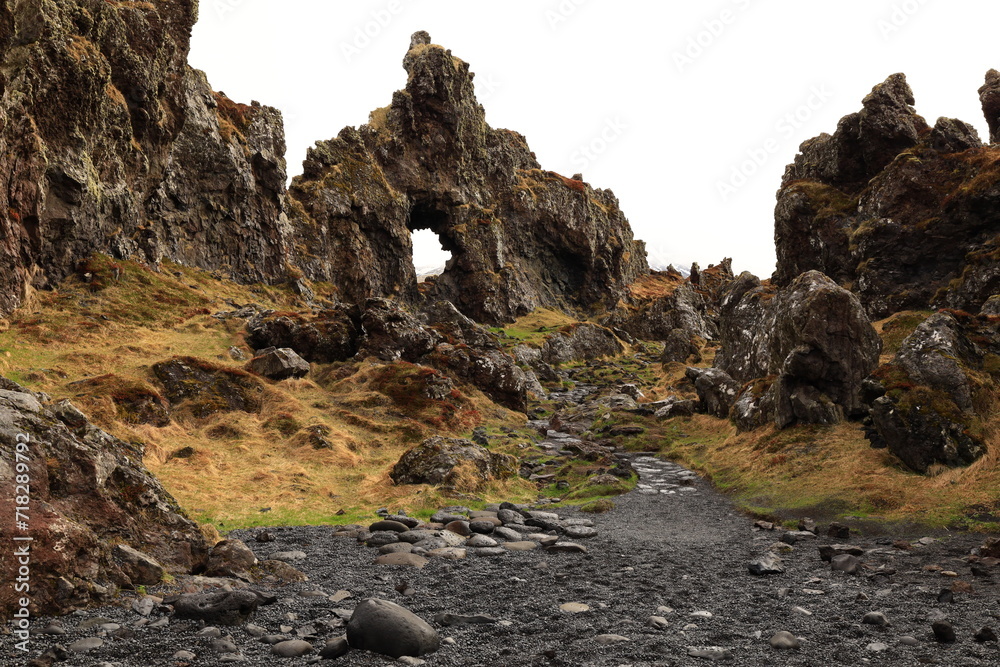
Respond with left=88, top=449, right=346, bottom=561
left=246, top=305, right=361, bottom=363
left=68, top=374, right=171, bottom=426
left=390, top=436, right=517, bottom=490
left=152, top=356, right=265, bottom=418
left=868, top=311, right=999, bottom=472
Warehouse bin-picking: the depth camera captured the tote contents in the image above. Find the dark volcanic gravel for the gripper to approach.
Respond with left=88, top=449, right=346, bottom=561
left=15, top=457, right=1000, bottom=666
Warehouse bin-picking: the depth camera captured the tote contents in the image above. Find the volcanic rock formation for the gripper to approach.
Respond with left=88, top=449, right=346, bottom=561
left=866, top=311, right=999, bottom=473
left=774, top=72, right=1000, bottom=318
left=711, top=271, right=882, bottom=430
left=0, top=378, right=208, bottom=618
left=0, top=0, right=291, bottom=317
left=288, top=31, right=648, bottom=324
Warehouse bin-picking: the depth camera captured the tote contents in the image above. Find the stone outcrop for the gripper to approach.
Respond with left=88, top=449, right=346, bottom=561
left=248, top=299, right=529, bottom=412
left=390, top=436, right=517, bottom=490
left=245, top=347, right=311, bottom=381
left=867, top=311, right=999, bottom=473
left=538, top=323, right=625, bottom=366
left=0, top=0, right=292, bottom=317
left=288, top=32, right=648, bottom=324
left=601, top=262, right=734, bottom=342
left=715, top=271, right=882, bottom=429
left=775, top=72, right=1000, bottom=317
left=152, top=356, right=266, bottom=418
left=0, top=379, right=208, bottom=619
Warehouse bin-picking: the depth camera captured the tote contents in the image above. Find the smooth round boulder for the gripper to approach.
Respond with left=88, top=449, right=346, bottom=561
left=445, top=520, right=472, bottom=537
left=320, top=637, right=350, bottom=659
left=770, top=631, right=800, bottom=649
left=370, top=520, right=410, bottom=533
left=347, top=599, right=440, bottom=659
left=374, top=553, right=428, bottom=569
left=469, top=520, right=497, bottom=534
left=272, top=640, right=314, bottom=657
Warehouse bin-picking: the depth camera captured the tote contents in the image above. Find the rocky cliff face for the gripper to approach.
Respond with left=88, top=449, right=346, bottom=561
left=0, top=379, right=207, bottom=617
left=0, top=0, right=290, bottom=317
left=288, top=32, right=648, bottom=325
left=774, top=73, right=1000, bottom=318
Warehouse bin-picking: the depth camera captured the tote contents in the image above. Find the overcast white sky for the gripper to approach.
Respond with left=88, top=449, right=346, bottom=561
left=191, top=0, right=998, bottom=278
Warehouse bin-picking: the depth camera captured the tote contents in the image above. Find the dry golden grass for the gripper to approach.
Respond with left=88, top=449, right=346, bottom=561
left=659, top=413, right=1000, bottom=529
left=627, top=272, right=685, bottom=300
left=0, top=257, right=535, bottom=530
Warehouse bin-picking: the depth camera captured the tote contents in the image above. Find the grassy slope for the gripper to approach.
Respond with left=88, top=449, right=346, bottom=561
left=6, top=259, right=997, bottom=535
left=0, top=257, right=538, bottom=530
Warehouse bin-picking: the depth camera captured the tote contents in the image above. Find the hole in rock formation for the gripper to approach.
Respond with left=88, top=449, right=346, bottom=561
left=409, top=202, right=455, bottom=283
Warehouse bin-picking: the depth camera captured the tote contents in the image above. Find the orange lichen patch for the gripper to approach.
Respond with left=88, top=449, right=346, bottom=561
left=65, top=36, right=98, bottom=63
left=545, top=171, right=587, bottom=193
left=213, top=92, right=255, bottom=142
left=105, top=83, right=128, bottom=109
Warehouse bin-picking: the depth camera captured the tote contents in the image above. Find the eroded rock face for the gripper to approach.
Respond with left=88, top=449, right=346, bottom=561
left=390, top=436, right=517, bottom=490
left=0, top=379, right=207, bottom=619
left=867, top=312, right=999, bottom=473
left=775, top=72, right=1000, bottom=317
left=716, top=271, right=881, bottom=429
left=0, top=0, right=291, bottom=317
left=288, top=33, right=648, bottom=324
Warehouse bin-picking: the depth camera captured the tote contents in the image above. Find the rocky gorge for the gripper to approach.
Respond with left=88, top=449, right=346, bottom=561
left=1, top=1, right=1000, bottom=665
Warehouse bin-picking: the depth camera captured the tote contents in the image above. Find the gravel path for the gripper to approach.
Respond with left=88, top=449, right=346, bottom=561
left=17, top=449, right=1000, bottom=666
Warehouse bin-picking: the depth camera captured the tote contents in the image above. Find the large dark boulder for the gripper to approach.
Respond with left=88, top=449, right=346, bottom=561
left=356, top=299, right=443, bottom=362
left=602, top=276, right=717, bottom=343
left=686, top=367, right=741, bottom=419
left=0, top=380, right=207, bottom=619
left=245, top=348, right=311, bottom=381
left=867, top=312, right=999, bottom=473
left=428, top=345, right=529, bottom=413
left=541, top=323, right=625, bottom=365
left=246, top=305, right=361, bottom=363
left=390, top=436, right=517, bottom=490
left=980, top=69, right=1000, bottom=144
left=767, top=271, right=883, bottom=427
left=347, top=598, right=440, bottom=659
left=170, top=590, right=261, bottom=627
left=716, top=271, right=881, bottom=429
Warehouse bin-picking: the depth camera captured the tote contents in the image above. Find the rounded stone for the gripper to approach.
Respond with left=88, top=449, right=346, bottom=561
left=374, top=553, right=429, bottom=569
left=370, top=520, right=410, bottom=533
left=769, top=631, right=800, bottom=649
left=347, top=599, right=440, bottom=659
left=272, top=639, right=315, bottom=657
left=320, top=637, right=350, bottom=659
left=444, top=520, right=472, bottom=537
left=68, top=637, right=104, bottom=653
